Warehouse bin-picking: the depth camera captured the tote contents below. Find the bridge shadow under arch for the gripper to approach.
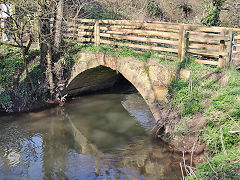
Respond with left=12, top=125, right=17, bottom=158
left=64, top=65, right=122, bottom=96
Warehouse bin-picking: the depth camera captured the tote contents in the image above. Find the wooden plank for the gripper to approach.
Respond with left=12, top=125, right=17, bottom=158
left=100, top=25, right=179, bottom=33
left=100, top=19, right=180, bottom=30
left=233, top=44, right=240, bottom=47
left=65, top=27, right=79, bottom=32
left=100, top=33, right=179, bottom=46
left=189, top=38, right=220, bottom=44
left=100, top=40, right=178, bottom=53
left=78, top=31, right=94, bottom=36
left=188, top=49, right=226, bottom=58
left=70, top=19, right=95, bottom=23
left=77, top=37, right=93, bottom=42
left=189, top=43, right=219, bottom=51
left=188, top=33, right=230, bottom=41
left=67, top=25, right=94, bottom=30
left=65, top=24, right=94, bottom=31
left=232, top=51, right=240, bottom=54
left=234, top=35, right=240, bottom=40
left=63, top=33, right=78, bottom=38
left=65, top=22, right=77, bottom=28
left=232, top=57, right=240, bottom=61
left=189, top=31, right=221, bottom=36
left=71, top=18, right=240, bottom=33
left=184, top=24, right=239, bottom=33
left=195, top=59, right=219, bottom=66
left=184, top=25, right=223, bottom=33
left=100, top=29, right=179, bottom=39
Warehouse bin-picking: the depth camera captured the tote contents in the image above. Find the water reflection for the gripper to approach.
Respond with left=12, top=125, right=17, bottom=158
left=0, top=93, right=182, bottom=179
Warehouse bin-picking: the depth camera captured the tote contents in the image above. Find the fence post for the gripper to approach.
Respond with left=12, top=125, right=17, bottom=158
left=233, top=32, right=240, bottom=64
left=218, top=29, right=227, bottom=67
left=178, top=25, right=184, bottom=61
left=181, top=30, right=189, bottom=62
left=94, top=20, right=100, bottom=47
left=226, top=29, right=233, bottom=66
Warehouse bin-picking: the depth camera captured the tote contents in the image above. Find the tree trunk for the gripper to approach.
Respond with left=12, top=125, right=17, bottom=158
left=39, top=18, right=50, bottom=72
left=46, top=43, right=54, bottom=97
left=54, top=0, right=64, bottom=51
left=22, top=48, right=34, bottom=89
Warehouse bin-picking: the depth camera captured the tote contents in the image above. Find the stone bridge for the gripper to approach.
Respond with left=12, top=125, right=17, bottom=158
left=63, top=52, right=189, bottom=124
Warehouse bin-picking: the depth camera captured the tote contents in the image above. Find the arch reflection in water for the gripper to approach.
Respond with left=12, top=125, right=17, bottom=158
left=0, top=91, right=182, bottom=179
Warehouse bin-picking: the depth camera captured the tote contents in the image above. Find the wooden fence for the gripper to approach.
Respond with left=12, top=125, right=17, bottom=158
left=64, top=19, right=240, bottom=67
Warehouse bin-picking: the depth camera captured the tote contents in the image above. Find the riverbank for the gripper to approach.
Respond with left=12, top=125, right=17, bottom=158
left=160, top=61, right=240, bottom=179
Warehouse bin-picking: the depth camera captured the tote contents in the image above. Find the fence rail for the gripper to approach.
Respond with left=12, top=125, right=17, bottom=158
left=63, top=19, right=240, bottom=67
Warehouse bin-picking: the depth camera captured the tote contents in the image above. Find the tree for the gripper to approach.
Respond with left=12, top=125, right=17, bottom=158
left=0, top=1, right=35, bottom=88
left=201, top=0, right=225, bottom=26
left=1, top=0, right=86, bottom=101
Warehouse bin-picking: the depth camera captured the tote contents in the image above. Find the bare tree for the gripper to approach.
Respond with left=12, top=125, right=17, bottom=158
left=0, top=0, right=89, bottom=101
left=0, top=1, right=35, bottom=89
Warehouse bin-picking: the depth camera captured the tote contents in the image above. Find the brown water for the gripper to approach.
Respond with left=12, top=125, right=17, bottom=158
left=0, top=90, right=182, bottom=179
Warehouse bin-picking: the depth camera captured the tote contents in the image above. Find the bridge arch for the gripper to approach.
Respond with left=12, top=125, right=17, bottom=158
left=63, top=52, right=178, bottom=124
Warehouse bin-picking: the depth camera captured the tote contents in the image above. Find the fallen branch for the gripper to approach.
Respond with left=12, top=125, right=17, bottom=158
left=183, top=151, right=190, bottom=176
left=228, top=131, right=240, bottom=134
left=227, top=114, right=240, bottom=129
left=190, top=142, right=196, bottom=167
left=187, top=165, right=198, bottom=180
left=206, top=156, right=217, bottom=175
left=180, top=162, right=185, bottom=180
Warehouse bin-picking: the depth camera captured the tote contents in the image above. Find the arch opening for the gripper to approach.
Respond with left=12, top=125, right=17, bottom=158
left=64, top=65, right=156, bottom=130
left=65, top=65, right=140, bottom=97
left=64, top=57, right=167, bottom=124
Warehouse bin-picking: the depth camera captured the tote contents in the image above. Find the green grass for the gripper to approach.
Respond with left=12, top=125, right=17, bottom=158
left=0, top=46, right=42, bottom=89
left=0, top=46, right=24, bottom=88
left=169, top=60, right=219, bottom=117
left=74, top=43, right=178, bottom=65
left=171, top=61, right=240, bottom=179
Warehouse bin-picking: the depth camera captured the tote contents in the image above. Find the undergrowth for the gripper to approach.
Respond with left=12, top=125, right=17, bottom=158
left=195, top=67, right=240, bottom=179
left=0, top=45, right=45, bottom=112
left=0, top=46, right=41, bottom=89
left=169, top=59, right=240, bottom=179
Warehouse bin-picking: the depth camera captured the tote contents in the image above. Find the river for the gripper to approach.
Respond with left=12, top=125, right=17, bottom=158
left=0, top=79, right=182, bottom=180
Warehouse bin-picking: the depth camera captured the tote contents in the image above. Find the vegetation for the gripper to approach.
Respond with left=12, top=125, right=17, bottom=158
left=78, top=0, right=239, bottom=27
left=78, top=43, right=177, bottom=65
left=201, top=0, right=225, bottom=26
left=0, top=0, right=239, bottom=178
left=0, top=46, right=45, bottom=112
left=168, top=59, right=240, bottom=179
